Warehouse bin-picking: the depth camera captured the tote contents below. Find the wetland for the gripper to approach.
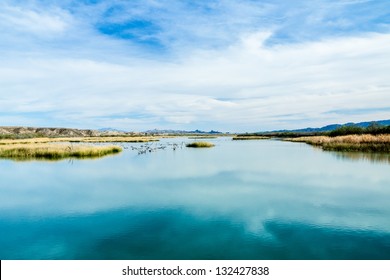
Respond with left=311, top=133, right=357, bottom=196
left=0, top=137, right=389, bottom=259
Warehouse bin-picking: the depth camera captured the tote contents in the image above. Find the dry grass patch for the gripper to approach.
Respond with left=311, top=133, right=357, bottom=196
left=0, top=137, right=59, bottom=145
left=0, top=143, right=122, bottom=160
left=286, top=134, right=390, bottom=152
left=186, top=141, right=215, bottom=148
left=0, top=136, right=159, bottom=145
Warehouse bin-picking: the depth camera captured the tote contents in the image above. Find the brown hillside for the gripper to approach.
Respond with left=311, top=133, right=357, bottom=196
left=0, top=126, right=106, bottom=137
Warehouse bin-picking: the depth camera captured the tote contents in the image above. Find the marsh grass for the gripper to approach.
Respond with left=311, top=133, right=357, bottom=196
left=232, top=136, right=269, bottom=140
left=0, top=144, right=122, bottom=160
left=286, top=134, right=390, bottom=152
left=0, top=133, right=46, bottom=140
left=186, top=141, right=215, bottom=148
left=188, top=136, right=218, bottom=139
left=0, top=137, right=59, bottom=145
left=0, top=136, right=158, bottom=145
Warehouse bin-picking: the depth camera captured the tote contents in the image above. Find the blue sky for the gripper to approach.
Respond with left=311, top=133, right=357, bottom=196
left=1, top=0, right=389, bottom=132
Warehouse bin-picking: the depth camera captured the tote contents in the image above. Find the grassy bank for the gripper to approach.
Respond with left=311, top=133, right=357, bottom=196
left=188, top=136, right=218, bottom=139
left=0, top=144, right=122, bottom=160
left=186, top=141, right=215, bottom=148
left=286, top=134, right=390, bottom=152
left=0, top=133, right=46, bottom=140
left=0, top=136, right=158, bottom=145
left=232, top=136, right=269, bottom=140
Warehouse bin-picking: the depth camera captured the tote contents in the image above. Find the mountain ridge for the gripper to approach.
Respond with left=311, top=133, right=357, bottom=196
left=266, top=119, right=390, bottom=133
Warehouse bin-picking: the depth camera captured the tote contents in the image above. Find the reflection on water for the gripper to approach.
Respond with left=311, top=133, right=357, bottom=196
left=0, top=138, right=390, bottom=259
left=1, top=208, right=389, bottom=260
left=331, top=151, right=390, bottom=164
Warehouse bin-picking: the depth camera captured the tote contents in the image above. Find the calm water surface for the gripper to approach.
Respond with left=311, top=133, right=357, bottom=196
left=1, top=138, right=390, bottom=259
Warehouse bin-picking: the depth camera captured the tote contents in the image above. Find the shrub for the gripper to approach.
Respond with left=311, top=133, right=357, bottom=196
left=329, top=125, right=364, bottom=137
left=186, top=142, right=215, bottom=148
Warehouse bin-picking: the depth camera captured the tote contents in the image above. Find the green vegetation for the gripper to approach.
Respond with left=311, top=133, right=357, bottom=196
left=328, top=125, right=364, bottom=136
left=0, top=144, right=122, bottom=160
left=0, top=133, right=46, bottom=140
left=186, top=141, right=215, bottom=148
left=266, top=132, right=321, bottom=138
left=329, top=123, right=390, bottom=136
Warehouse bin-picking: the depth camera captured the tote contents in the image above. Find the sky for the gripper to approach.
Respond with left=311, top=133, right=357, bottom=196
left=0, top=0, right=389, bottom=132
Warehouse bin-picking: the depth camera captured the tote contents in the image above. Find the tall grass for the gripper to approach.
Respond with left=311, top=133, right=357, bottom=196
left=0, top=136, right=158, bottom=145
left=0, top=144, right=122, bottom=160
left=186, top=141, right=215, bottom=148
left=287, top=134, right=390, bottom=152
left=0, top=133, right=46, bottom=140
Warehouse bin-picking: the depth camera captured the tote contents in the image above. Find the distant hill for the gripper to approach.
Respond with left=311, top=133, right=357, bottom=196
left=0, top=126, right=137, bottom=138
left=97, top=127, right=133, bottom=136
left=0, top=126, right=223, bottom=138
left=98, top=127, right=127, bottom=133
left=0, top=126, right=100, bottom=137
left=268, top=119, right=390, bottom=133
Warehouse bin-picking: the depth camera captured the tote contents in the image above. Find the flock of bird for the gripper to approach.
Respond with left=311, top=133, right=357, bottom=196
left=119, top=142, right=186, bottom=155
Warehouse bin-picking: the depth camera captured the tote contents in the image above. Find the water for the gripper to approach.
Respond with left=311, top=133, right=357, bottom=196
left=1, top=137, right=390, bottom=259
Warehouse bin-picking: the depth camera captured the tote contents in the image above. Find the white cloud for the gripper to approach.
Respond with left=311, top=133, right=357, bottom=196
left=0, top=4, right=70, bottom=35
left=2, top=31, right=390, bottom=131
left=0, top=1, right=389, bottom=131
